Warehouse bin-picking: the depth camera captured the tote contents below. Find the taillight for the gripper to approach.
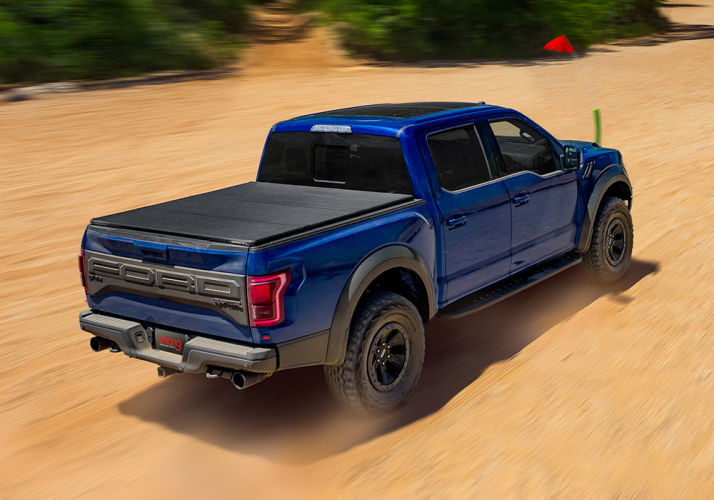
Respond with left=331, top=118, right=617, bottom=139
left=247, top=269, right=290, bottom=328
left=78, top=249, right=88, bottom=294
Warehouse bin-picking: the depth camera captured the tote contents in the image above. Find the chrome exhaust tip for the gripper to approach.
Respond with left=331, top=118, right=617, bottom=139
left=231, top=370, right=270, bottom=390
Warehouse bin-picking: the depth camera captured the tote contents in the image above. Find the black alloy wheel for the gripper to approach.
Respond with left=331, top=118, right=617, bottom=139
left=367, top=322, right=409, bottom=392
left=605, top=217, right=627, bottom=266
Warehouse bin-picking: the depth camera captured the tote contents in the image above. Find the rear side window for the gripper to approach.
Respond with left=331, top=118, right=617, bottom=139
left=489, top=119, right=558, bottom=176
left=259, top=132, right=413, bottom=194
left=427, top=125, right=492, bottom=191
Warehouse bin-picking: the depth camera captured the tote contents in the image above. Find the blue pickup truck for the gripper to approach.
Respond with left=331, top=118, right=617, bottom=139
left=79, top=102, right=633, bottom=411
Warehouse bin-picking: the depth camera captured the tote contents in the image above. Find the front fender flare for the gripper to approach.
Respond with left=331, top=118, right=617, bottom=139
left=324, top=245, right=436, bottom=365
left=576, top=165, right=632, bottom=252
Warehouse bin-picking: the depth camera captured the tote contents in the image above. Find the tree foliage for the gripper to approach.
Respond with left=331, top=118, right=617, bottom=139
left=304, top=0, right=667, bottom=60
left=0, top=0, right=252, bottom=83
left=0, top=0, right=668, bottom=83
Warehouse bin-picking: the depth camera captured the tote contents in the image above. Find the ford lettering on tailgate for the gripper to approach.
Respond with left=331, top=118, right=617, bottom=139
left=84, top=250, right=248, bottom=324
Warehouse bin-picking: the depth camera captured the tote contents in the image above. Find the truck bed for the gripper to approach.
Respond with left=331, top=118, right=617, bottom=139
left=91, top=182, right=414, bottom=247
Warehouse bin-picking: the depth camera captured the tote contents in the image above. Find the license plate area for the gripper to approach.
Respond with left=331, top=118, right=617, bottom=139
left=154, top=328, right=189, bottom=356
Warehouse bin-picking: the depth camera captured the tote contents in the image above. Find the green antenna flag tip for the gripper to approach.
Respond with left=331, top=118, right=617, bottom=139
left=593, top=108, right=602, bottom=144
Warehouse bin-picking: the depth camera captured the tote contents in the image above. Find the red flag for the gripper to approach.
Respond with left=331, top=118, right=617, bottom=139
left=543, top=35, right=575, bottom=54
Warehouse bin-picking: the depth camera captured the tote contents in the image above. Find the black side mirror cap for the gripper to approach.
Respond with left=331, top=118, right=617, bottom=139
left=563, top=145, right=581, bottom=170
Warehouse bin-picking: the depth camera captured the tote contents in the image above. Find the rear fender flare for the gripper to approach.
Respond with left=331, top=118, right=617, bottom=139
left=576, top=165, right=632, bottom=252
left=324, top=245, right=436, bottom=365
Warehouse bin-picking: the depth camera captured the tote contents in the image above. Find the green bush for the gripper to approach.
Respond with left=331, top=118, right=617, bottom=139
left=0, top=0, right=252, bottom=83
left=303, top=0, right=668, bottom=60
left=0, top=0, right=669, bottom=83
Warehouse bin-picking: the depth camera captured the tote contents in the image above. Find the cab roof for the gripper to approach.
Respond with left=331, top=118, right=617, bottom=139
left=274, top=101, right=508, bottom=136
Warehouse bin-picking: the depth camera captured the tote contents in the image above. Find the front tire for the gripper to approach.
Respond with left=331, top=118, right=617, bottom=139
left=324, top=291, right=425, bottom=413
left=584, top=196, right=633, bottom=283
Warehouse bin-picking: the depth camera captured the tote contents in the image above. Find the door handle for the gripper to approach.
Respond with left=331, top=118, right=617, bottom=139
left=446, top=214, right=467, bottom=228
left=512, top=193, right=530, bottom=206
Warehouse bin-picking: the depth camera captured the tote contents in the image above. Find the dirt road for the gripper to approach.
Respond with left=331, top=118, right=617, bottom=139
left=1, top=1, right=713, bottom=498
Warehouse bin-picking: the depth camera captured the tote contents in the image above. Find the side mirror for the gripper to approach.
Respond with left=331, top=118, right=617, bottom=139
left=563, top=146, right=581, bottom=170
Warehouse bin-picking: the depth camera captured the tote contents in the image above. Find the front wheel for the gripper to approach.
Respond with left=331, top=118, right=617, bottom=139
left=324, top=291, right=425, bottom=413
left=584, top=196, right=633, bottom=283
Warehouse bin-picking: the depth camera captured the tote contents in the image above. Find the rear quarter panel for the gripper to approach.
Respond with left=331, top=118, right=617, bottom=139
left=247, top=203, right=436, bottom=344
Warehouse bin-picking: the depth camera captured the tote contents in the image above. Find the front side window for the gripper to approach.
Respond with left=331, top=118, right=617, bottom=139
left=489, top=119, right=558, bottom=176
left=427, top=125, right=492, bottom=192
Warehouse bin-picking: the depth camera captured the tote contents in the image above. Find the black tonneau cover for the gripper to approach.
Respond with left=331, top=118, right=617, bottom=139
left=91, top=182, right=414, bottom=247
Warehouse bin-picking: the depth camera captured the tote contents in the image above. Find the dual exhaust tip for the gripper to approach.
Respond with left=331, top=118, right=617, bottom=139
left=89, top=336, right=119, bottom=353
left=231, top=370, right=270, bottom=390
left=90, top=336, right=270, bottom=390
left=205, top=366, right=269, bottom=390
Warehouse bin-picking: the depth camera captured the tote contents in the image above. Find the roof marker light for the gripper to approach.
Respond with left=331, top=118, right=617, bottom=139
left=310, top=124, right=352, bottom=133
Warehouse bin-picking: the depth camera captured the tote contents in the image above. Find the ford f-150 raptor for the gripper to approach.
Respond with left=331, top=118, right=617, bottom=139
left=79, top=102, right=633, bottom=411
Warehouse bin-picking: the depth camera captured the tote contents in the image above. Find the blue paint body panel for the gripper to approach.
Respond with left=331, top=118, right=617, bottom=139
left=248, top=203, right=436, bottom=344
left=83, top=228, right=248, bottom=274
left=89, top=292, right=255, bottom=342
left=503, top=170, right=578, bottom=272
left=80, top=103, right=631, bottom=354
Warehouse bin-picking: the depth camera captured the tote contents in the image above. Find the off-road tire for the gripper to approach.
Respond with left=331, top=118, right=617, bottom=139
left=584, top=196, right=633, bottom=283
left=324, top=291, right=425, bottom=413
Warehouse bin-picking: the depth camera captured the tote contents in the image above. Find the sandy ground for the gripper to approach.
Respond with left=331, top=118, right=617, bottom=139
left=1, top=1, right=713, bottom=498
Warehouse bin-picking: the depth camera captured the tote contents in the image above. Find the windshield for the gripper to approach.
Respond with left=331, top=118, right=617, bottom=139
left=258, top=131, right=413, bottom=195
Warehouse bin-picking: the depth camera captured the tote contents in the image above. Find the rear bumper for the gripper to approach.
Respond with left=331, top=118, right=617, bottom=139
left=80, top=310, right=277, bottom=373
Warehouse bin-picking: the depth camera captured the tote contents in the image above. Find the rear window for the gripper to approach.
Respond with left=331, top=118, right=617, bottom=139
left=258, top=132, right=413, bottom=194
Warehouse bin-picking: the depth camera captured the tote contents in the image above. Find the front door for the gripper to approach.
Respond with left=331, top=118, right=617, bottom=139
left=424, top=124, right=512, bottom=302
left=484, top=118, right=578, bottom=273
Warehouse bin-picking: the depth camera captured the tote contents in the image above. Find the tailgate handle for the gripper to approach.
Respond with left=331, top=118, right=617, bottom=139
left=134, top=241, right=168, bottom=261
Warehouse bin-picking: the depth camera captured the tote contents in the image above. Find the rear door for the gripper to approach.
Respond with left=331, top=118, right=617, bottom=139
left=481, top=117, right=578, bottom=274
left=421, top=123, right=511, bottom=303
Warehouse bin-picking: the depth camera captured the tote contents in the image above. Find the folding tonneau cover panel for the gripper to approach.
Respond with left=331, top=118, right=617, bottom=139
left=91, top=182, right=414, bottom=247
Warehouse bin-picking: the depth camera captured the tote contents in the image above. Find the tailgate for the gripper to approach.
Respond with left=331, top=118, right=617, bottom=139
left=82, top=226, right=252, bottom=342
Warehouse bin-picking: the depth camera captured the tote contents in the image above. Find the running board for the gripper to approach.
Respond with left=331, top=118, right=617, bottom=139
left=440, top=253, right=582, bottom=319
